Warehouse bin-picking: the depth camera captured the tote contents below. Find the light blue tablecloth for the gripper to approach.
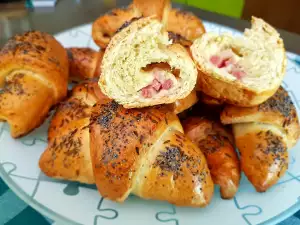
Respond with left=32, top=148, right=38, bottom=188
left=0, top=177, right=299, bottom=225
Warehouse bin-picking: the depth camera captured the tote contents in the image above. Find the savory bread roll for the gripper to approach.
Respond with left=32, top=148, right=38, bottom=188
left=171, top=89, right=198, bottom=114
left=92, top=4, right=142, bottom=49
left=99, top=17, right=198, bottom=108
left=92, top=1, right=205, bottom=50
left=40, top=80, right=109, bottom=184
left=133, top=0, right=171, bottom=22
left=199, top=91, right=225, bottom=106
left=221, top=87, right=300, bottom=192
left=183, top=117, right=240, bottom=199
left=92, top=0, right=170, bottom=49
left=0, top=31, right=69, bottom=138
left=67, top=48, right=104, bottom=81
left=166, top=8, right=205, bottom=48
left=90, top=101, right=214, bottom=206
left=191, top=17, right=286, bottom=106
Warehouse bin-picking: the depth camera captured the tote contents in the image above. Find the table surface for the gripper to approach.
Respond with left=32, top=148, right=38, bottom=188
left=0, top=0, right=300, bottom=224
left=2, top=0, right=300, bottom=54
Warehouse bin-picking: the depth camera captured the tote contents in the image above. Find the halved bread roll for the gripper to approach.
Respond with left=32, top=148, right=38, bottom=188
left=99, top=17, right=198, bottom=108
left=191, top=17, right=286, bottom=106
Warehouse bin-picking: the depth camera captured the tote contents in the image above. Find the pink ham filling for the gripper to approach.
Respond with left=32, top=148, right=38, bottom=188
left=209, top=52, right=246, bottom=80
left=141, top=77, right=173, bottom=98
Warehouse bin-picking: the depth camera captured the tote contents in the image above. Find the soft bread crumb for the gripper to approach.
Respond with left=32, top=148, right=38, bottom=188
left=191, top=16, right=286, bottom=93
left=99, top=17, right=197, bottom=108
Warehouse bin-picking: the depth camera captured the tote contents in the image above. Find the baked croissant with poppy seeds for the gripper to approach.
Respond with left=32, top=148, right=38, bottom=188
left=40, top=96, right=214, bottom=207
left=0, top=31, right=69, bottom=138
left=39, top=80, right=109, bottom=184
left=221, top=87, right=300, bottom=192
left=183, top=117, right=240, bottom=199
left=89, top=100, right=214, bottom=206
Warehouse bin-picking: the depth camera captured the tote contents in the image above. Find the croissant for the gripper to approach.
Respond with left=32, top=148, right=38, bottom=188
left=99, top=17, right=197, bottom=108
left=40, top=98, right=214, bottom=207
left=170, top=89, right=198, bottom=114
left=198, top=91, right=225, bottom=106
left=166, top=8, right=206, bottom=48
left=92, top=4, right=142, bottom=49
left=40, top=80, right=109, bottom=184
left=92, top=0, right=205, bottom=49
left=66, top=48, right=104, bottom=81
left=0, top=31, right=69, bottom=138
left=132, top=0, right=171, bottom=22
left=221, top=87, right=300, bottom=192
left=92, top=0, right=170, bottom=48
left=183, top=117, right=240, bottom=199
left=89, top=100, right=214, bottom=206
left=191, top=17, right=286, bottom=106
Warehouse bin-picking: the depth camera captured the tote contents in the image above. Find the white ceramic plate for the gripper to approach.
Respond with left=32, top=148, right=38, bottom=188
left=1, top=21, right=300, bottom=225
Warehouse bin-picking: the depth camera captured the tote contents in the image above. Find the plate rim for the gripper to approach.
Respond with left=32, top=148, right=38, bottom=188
left=0, top=163, right=80, bottom=225
left=1, top=21, right=300, bottom=225
left=1, top=158, right=300, bottom=225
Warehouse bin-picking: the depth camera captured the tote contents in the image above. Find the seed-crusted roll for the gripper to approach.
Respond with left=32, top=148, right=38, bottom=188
left=40, top=80, right=109, bottom=184
left=0, top=31, right=69, bottom=138
left=89, top=100, right=214, bottom=206
left=183, top=117, right=240, bottom=199
left=99, top=17, right=198, bottom=108
left=221, top=87, right=300, bottom=192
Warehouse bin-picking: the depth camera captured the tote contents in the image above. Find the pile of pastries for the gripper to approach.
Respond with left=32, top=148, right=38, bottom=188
left=0, top=0, right=299, bottom=208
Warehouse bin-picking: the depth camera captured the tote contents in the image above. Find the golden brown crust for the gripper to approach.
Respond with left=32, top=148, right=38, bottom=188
left=133, top=0, right=171, bottom=21
left=166, top=8, right=205, bottom=45
left=168, top=32, right=193, bottom=49
left=92, top=2, right=204, bottom=49
left=89, top=101, right=214, bottom=206
left=221, top=87, right=300, bottom=149
left=0, top=31, right=69, bottom=101
left=0, top=31, right=69, bottom=138
left=183, top=117, right=240, bottom=199
left=39, top=80, right=109, bottom=184
left=0, top=73, right=54, bottom=138
left=134, top=129, right=214, bottom=207
left=92, top=5, right=142, bottom=49
left=233, top=123, right=288, bottom=192
left=171, top=89, right=198, bottom=114
left=67, top=48, right=104, bottom=81
left=89, top=101, right=180, bottom=201
left=198, top=91, right=225, bottom=106
left=220, top=87, right=298, bottom=192
left=196, top=69, right=279, bottom=106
